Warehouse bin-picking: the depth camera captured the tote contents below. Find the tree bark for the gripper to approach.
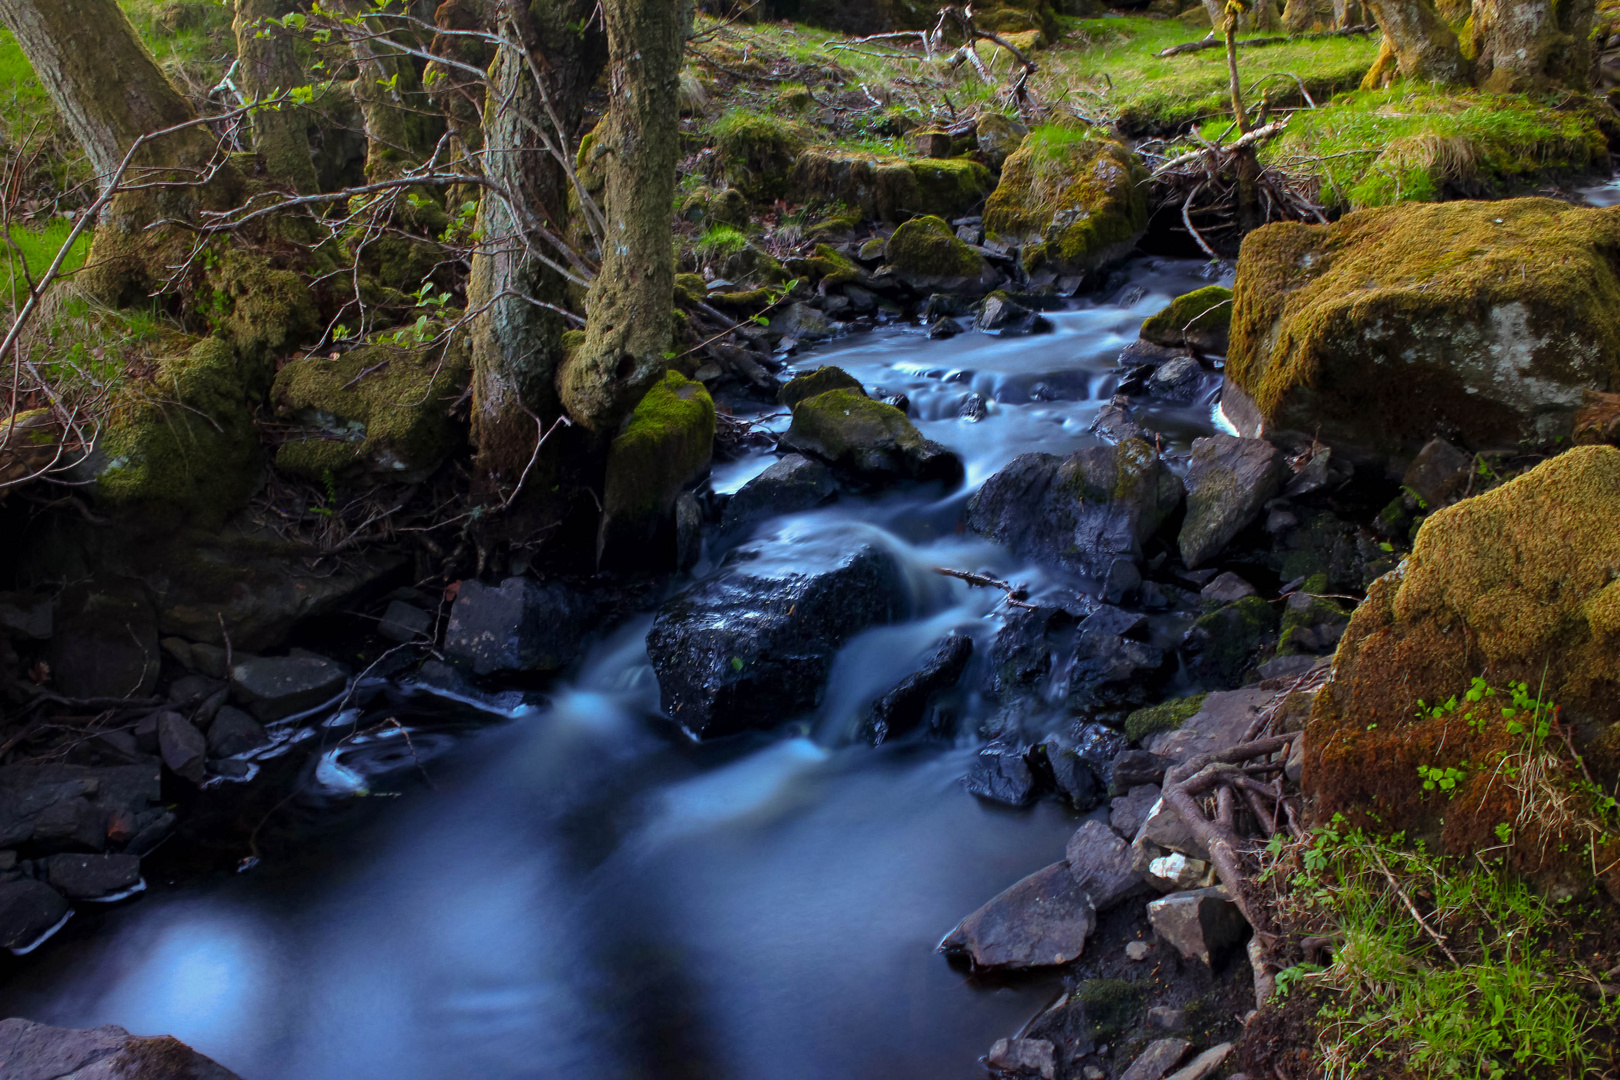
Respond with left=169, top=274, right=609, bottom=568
left=1363, top=0, right=1470, bottom=82
left=556, top=0, right=695, bottom=433
left=334, top=0, right=441, bottom=182
left=234, top=0, right=321, bottom=193
left=466, top=0, right=605, bottom=479
left=0, top=0, right=242, bottom=303
left=1471, top=0, right=1595, bottom=91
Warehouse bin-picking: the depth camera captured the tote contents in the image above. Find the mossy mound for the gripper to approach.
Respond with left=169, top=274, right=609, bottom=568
left=208, top=251, right=321, bottom=393
left=1141, top=285, right=1233, bottom=354
left=271, top=339, right=472, bottom=482
left=1227, top=198, right=1620, bottom=458
left=599, top=370, right=716, bottom=570
left=883, top=215, right=1001, bottom=295
left=1307, top=446, right=1620, bottom=887
left=1125, top=692, right=1209, bottom=744
left=781, top=388, right=963, bottom=486
left=779, top=365, right=865, bottom=408
left=788, top=151, right=994, bottom=223
left=89, top=338, right=261, bottom=525
left=711, top=111, right=807, bottom=199
left=983, top=125, right=1148, bottom=278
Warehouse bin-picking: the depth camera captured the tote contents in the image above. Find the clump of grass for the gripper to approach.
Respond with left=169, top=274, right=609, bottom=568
left=694, top=223, right=749, bottom=261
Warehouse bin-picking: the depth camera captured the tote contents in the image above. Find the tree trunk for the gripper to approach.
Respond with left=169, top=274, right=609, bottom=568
left=556, top=0, right=694, bottom=434
left=0, top=0, right=242, bottom=303
left=334, top=0, right=441, bottom=182
left=1363, top=0, right=1470, bottom=82
left=1471, top=0, right=1595, bottom=90
left=234, top=0, right=321, bottom=193
left=466, top=0, right=605, bottom=479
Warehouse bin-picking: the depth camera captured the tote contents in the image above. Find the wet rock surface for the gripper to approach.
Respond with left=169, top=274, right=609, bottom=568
left=443, top=578, right=593, bottom=677
left=230, top=653, right=348, bottom=721
left=1178, top=435, right=1283, bottom=569
left=0, top=1018, right=244, bottom=1079
left=0, top=878, right=69, bottom=950
left=720, top=454, right=837, bottom=536
left=939, top=860, right=1097, bottom=971
left=859, top=634, right=972, bottom=745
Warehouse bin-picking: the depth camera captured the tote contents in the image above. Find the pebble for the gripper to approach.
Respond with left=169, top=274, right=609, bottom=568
left=1126, top=940, right=1150, bottom=961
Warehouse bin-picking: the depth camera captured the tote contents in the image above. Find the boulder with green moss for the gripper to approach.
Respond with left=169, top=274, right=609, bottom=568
left=1124, top=692, right=1210, bottom=745
left=599, top=370, right=716, bottom=570
left=209, top=251, right=321, bottom=392
left=789, top=152, right=994, bottom=223
left=271, top=338, right=471, bottom=483
left=984, top=126, right=1148, bottom=278
left=1182, top=596, right=1279, bottom=689
left=1178, top=434, right=1284, bottom=568
left=1226, top=198, right=1620, bottom=460
left=1276, top=574, right=1350, bottom=657
left=1141, top=285, right=1234, bottom=354
left=711, top=112, right=806, bottom=199
left=780, top=365, right=865, bottom=407
left=781, top=388, right=962, bottom=486
left=883, top=215, right=1003, bottom=296
left=976, top=113, right=1029, bottom=169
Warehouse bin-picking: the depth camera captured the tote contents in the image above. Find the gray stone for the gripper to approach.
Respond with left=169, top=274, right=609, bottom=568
left=1148, top=887, right=1250, bottom=966
left=1257, top=653, right=1319, bottom=680
left=1146, top=851, right=1211, bottom=891
left=1286, top=733, right=1305, bottom=784
left=1125, top=940, right=1151, bottom=961
left=156, top=712, right=206, bottom=785
left=1111, top=749, right=1172, bottom=794
left=1145, top=356, right=1206, bottom=403
left=206, top=706, right=267, bottom=758
left=0, top=1017, right=245, bottom=1079
left=675, top=492, right=704, bottom=573
left=1066, top=604, right=1171, bottom=716
left=0, top=592, right=51, bottom=640
left=861, top=634, right=972, bottom=745
left=1178, top=434, right=1284, bottom=568
left=1065, top=819, right=1142, bottom=912
left=939, top=861, right=1096, bottom=971
left=1090, top=400, right=1146, bottom=444
left=1148, top=1005, right=1186, bottom=1030
left=1120, top=1038, right=1191, bottom=1080
left=166, top=675, right=222, bottom=709
left=987, top=1037, right=1055, bottom=1079
left=230, top=654, right=347, bottom=721
left=1135, top=797, right=1209, bottom=863
left=769, top=301, right=838, bottom=344
left=378, top=600, right=433, bottom=644
left=443, top=578, right=592, bottom=678
left=1166, top=1043, right=1234, bottom=1080
left=1111, top=784, right=1161, bottom=838
left=976, top=294, right=1047, bottom=336
left=43, top=853, right=141, bottom=899
left=1199, top=571, right=1257, bottom=606
left=1148, top=687, right=1272, bottom=764
left=721, top=454, right=837, bottom=536
left=0, top=878, right=68, bottom=951
left=976, top=112, right=1028, bottom=168
left=1039, top=735, right=1103, bottom=811
left=1403, top=436, right=1474, bottom=508
left=0, top=763, right=161, bottom=854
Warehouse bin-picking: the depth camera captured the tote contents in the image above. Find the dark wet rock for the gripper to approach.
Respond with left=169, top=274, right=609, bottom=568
left=966, top=441, right=1182, bottom=579
left=206, top=706, right=268, bottom=758
left=1258, top=653, right=1320, bottom=680
left=1101, top=557, right=1141, bottom=605
left=1110, top=749, right=1172, bottom=794
left=939, top=861, right=1096, bottom=971
left=1036, top=734, right=1103, bottom=810
left=124, top=811, right=175, bottom=857
left=769, top=301, right=839, bottom=344
left=987, top=1037, right=1055, bottom=1079
left=1119, top=1037, right=1191, bottom=1080
left=156, top=712, right=207, bottom=785
left=1071, top=722, right=1129, bottom=790
left=1179, top=435, right=1285, bottom=568
left=778, top=365, right=864, bottom=409
left=963, top=742, right=1038, bottom=806
left=1111, top=784, right=1161, bottom=838
left=1182, top=596, right=1279, bottom=689
left=1066, top=605, right=1171, bottom=717
left=1199, top=571, right=1257, bottom=607
left=43, top=852, right=141, bottom=899
left=1118, top=339, right=1182, bottom=369
left=721, top=454, right=837, bottom=536
left=0, top=762, right=162, bottom=854
left=0, top=879, right=67, bottom=950
left=0, top=592, right=51, bottom=640
left=976, top=293, right=1048, bottom=336
left=647, top=535, right=909, bottom=739
left=166, top=675, right=223, bottom=710
left=0, top=1017, right=245, bottom=1079
left=780, top=389, right=963, bottom=487
left=675, top=492, right=703, bottom=573
left=958, top=392, right=990, bottom=422
left=230, top=653, right=347, bottom=721
left=860, top=634, right=972, bottom=745
left=988, top=605, right=1069, bottom=694
left=1147, top=887, right=1249, bottom=966
left=443, top=577, right=592, bottom=678
left=49, top=579, right=160, bottom=701
left=378, top=600, right=433, bottom=644
left=1066, top=819, right=1143, bottom=912
left=1281, top=446, right=1346, bottom=498
left=1144, top=356, right=1206, bottom=403
left=926, top=316, right=962, bottom=339
left=1403, top=436, right=1474, bottom=508
left=1090, top=400, right=1146, bottom=444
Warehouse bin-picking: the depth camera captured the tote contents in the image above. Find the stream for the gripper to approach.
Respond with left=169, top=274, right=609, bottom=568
left=0, top=256, right=1231, bottom=1080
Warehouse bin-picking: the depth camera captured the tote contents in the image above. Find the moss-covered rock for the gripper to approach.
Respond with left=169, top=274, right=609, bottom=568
left=788, top=151, right=994, bottom=223
left=984, top=126, right=1148, bottom=278
left=975, top=112, right=1029, bottom=170
left=780, top=365, right=865, bottom=408
left=1308, top=446, right=1620, bottom=889
left=1141, top=285, right=1234, bottom=355
left=1277, top=573, right=1351, bottom=656
left=781, top=388, right=963, bottom=486
left=271, top=338, right=471, bottom=482
left=711, top=112, right=807, bottom=199
left=1124, top=692, right=1209, bottom=744
left=209, top=251, right=320, bottom=393
left=599, top=370, right=716, bottom=570
left=883, top=215, right=1002, bottom=295
left=1183, top=595, right=1279, bottom=689
left=88, top=338, right=261, bottom=525
left=1227, top=199, right=1620, bottom=459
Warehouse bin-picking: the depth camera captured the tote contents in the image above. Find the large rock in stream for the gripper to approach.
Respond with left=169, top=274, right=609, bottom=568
left=0, top=1017, right=244, bottom=1079
left=646, top=528, right=911, bottom=739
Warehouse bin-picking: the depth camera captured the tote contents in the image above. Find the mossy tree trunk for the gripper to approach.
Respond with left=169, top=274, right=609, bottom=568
left=1363, top=0, right=1470, bottom=83
left=466, top=0, right=605, bottom=480
left=0, top=0, right=242, bottom=304
left=1470, top=0, right=1595, bottom=91
left=556, top=0, right=695, bottom=434
left=333, top=0, right=441, bottom=182
left=234, top=0, right=321, bottom=194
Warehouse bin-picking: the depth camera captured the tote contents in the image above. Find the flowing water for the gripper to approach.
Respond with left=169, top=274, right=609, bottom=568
left=0, top=257, right=1231, bottom=1080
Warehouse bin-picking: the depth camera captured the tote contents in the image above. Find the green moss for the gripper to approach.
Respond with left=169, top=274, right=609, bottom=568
left=710, top=110, right=807, bottom=199
left=1124, top=692, right=1209, bottom=744
left=1188, top=595, right=1279, bottom=687
left=884, top=215, right=988, bottom=278
left=271, top=338, right=471, bottom=482
left=788, top=150, right=993, bottom=222
left=1228, top=198, right=1620, bottom=456
left=783, top=386, right=961, bottom=483
left=983, top=126, right=1147, bottom=276
left=1071, top=978, right=1145, bottom=1042
left=673, top=272, right=709, bottom=304
left=779, top=365, right=864, bottom=407
left=1278, top=574, right=1350, bottom=656
left=1140, top=285, right=1233, bottom=350
left=208, top=251, right=319, bottom=393
left=600, top=371, right=716, bottom=561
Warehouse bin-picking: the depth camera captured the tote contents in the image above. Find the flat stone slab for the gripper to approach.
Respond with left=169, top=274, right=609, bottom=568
left=939, top=861, right=1096, bottom=971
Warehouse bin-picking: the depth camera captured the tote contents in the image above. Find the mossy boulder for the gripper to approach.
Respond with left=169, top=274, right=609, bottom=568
left=883, top=215, right=1002, bottom=296
left=781, top=388, right=962, bottom=486
left=1124, top=692, right=1209, bottom=745
left=779, top=365, right=865, bottom=408
left=976, top=113, right=1029, bottom=169
left=1226, top=199, right=1620, bottom=460
left=88, top=338, right=262, bottom=525
left=599, top=370, right=716, bottom=570
left=271, top=339, right=471, bottom=482
left=1182, top=595, right=1280, bottom=689
left=1141, top=285, right=1234, bottom=355
left=984, top=126, right=1149, bottom=278
left=209, top=251, right=320, bottom=393
left=788, top=151, right=994, bottom=223
left=1277, top=573, right=1351, bottom=657
left=1308, top=446, right=1620, bottom=889
left=711, top=112, right=807, bottom=200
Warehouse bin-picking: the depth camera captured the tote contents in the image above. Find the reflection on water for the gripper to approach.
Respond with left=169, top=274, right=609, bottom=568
left=0, top=257, right=1224, bottom=1080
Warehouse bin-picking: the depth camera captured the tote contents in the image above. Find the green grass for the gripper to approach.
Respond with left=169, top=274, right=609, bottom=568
left=695, top=223, right=749, bottom=260
left=0, top=221, right=90, bottom=307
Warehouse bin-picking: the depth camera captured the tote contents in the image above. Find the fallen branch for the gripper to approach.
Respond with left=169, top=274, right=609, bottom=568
left=1151, top=117, right=1291, bottom=177
left=933, top=566, right=1037, bottom=610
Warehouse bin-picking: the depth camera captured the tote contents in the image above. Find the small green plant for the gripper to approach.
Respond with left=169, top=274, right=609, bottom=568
left=695, top=223, right=749, bottom=261
left=308, top=468, right=339, bottom=517
left=1418, top=763, right=1468, bottom=796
